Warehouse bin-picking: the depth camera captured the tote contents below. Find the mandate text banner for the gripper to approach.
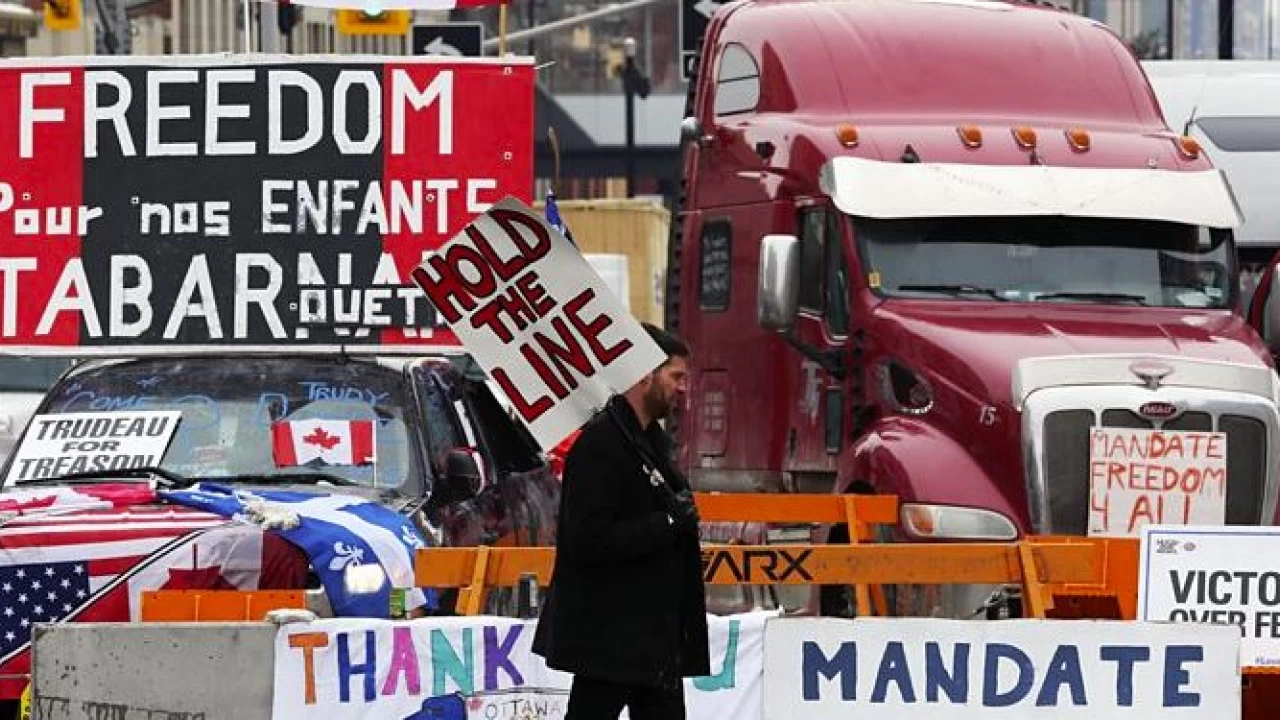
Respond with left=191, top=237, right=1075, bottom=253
left=763, top=617, right=1240, bottom=719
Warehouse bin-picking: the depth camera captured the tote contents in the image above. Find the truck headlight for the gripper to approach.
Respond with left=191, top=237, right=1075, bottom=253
left=343, top=564, right=387, bottom=595
left=901, top=503, right=1018, bottom=541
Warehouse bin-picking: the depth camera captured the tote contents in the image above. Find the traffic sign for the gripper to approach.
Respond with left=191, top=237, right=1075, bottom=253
left=680, top=0, right=723, bottom=80
left=336, top=10, right=411, bottom=36
left=412, top=23, right=485, bottom=57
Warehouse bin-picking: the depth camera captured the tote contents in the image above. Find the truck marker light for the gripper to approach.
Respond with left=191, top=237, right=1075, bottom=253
left=957, top=124, right=983, bottom=148
left=1011, top=126, right=1037, bottom=149
left=835, top=124, right=859, bottom=148
left=867, top=271, right=882, bottom=289
left=1176, top=136, right=1202, bottom=160
left=1065, top=127, right=1091, bottom=152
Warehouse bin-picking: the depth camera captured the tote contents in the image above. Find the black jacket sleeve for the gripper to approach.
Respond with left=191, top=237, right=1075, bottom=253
left=560, top=426, right=674, bottom=568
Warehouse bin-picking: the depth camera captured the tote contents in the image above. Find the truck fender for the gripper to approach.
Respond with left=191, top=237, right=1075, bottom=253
left=840, top=416, right=1027, bottom=533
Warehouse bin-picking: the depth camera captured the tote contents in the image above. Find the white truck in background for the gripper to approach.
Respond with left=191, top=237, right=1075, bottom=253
left=1143, top=60, right=1280, bottom=310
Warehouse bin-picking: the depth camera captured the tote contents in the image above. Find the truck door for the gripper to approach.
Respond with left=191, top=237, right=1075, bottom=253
left=784, top=201, right=852, bottom=483
left=683, top=202, right=796, bottom=494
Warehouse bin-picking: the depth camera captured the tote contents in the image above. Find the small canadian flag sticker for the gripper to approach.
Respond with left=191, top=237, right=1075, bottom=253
left=271, top=420, right=375, bottom=468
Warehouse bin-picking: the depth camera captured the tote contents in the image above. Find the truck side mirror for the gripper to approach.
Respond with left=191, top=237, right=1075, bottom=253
left=434, top=448, right=482, bottom=506
left=758, top=234, right=800, bottom=332
left=680, top=116, right=710, bottom=146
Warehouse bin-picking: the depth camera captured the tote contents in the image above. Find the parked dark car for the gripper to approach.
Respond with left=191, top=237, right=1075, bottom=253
left=0, top=352, right=560, bottom=611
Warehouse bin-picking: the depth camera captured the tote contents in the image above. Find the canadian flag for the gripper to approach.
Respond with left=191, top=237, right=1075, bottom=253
left=271, top=420, right=375, bottom=468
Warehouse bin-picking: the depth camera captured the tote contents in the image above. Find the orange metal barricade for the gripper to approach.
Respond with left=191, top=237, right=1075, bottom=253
left=412, top=493, right=1124, bottom=618
left=411, top=492, right=1278, bottom=716
left=139, top=589, right=306, bottom=622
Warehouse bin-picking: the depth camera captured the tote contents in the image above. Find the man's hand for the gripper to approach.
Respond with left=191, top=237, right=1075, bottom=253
left=666, top=489, right=701, bottom=536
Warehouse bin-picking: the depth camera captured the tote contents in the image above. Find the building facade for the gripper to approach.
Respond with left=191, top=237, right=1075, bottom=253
left=17, top=0, right=428, bottom=56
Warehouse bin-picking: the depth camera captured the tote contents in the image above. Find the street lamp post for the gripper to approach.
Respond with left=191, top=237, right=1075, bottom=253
left=620, top=36, right=651, bottom=198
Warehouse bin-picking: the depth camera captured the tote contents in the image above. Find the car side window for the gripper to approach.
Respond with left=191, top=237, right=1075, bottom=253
left=421, top=376, right=464, bottom=475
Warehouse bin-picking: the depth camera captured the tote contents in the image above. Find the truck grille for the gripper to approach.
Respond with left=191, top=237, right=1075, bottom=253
left=1040, top=408, right=1268, bottom=534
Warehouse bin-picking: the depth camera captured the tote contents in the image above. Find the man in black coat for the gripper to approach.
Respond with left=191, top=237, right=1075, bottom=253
left=532, top=323, right=709, bottom=720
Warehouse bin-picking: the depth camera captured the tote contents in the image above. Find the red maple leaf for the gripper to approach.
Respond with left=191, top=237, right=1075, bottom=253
left=303, top=427, right=342, bottom=450
left=0, top=495, right=58, bottom=513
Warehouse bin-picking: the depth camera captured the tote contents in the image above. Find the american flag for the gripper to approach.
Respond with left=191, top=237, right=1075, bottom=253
left=0, top=561, right=91, bottom=656
left=0, top=485, right=307, bottom=698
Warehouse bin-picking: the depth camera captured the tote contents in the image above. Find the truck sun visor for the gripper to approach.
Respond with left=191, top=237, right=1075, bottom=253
left=819, top=156, right=1244, bottom=229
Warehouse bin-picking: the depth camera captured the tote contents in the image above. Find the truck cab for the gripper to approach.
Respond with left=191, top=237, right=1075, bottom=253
left=670, top=0, right=1280, bottom=617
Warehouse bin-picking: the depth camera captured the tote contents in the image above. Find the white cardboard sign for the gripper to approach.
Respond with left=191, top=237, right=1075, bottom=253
left=763, top=617, right=1240, bottom=719
left=271, top=612, right=769, bottom=719
left=1087, top=428, right=1227, bottom=537
left=1139, top=525, right=1280, bottom=668
left=410, top=197, right=666, bottom=450
left=4, top=410, right=182, bottom=485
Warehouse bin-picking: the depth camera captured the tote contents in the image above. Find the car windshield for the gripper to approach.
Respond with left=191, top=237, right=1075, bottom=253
left=858, top=216, right=1234, bottom=308
left=35, top=357, right=418, bottom=489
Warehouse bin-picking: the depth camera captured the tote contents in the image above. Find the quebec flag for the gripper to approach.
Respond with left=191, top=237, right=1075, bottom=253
left=545, top=190, right=576, bottom=247
left=161, top=483, right=436, bottom=618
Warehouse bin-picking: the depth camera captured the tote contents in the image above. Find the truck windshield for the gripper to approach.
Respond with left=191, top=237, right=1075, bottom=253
left=36, top=357, right=418, bottom=489
left=858, top=216, right=1234, bottom=309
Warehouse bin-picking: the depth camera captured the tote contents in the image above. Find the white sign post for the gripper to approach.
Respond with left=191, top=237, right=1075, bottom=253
left=410, top=196, right=667, bottom=450
left=763, top=617, right=1240, bottom=719
left=4, top=410, right=182, bottom=485
left=1087, top=428, right=1227, bottom=537
left=1139, top=525, right=1280, bottom=668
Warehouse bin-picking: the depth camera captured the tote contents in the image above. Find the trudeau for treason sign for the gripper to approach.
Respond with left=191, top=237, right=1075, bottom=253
left=4, top=410, right=181, bottom=484
left=0, top=56, right=533, bottom=353
left=410, top=197, right=667, bottom=450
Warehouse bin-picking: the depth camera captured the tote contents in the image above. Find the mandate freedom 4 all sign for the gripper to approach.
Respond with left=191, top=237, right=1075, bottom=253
left=764, top=617, right=1241, bottom=720
left=0, top=56, right=534, bottom=353
left=1138, top=525, right=1280, bottom=668
left=3, top=410, right=181, bottom=484
left=410, top=197, right=667, bottom=450
left=1088, top=428, right=1227, bottom=537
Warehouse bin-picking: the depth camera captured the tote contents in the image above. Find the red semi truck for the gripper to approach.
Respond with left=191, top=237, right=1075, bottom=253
left=668, top=0, right=1280, bottom=617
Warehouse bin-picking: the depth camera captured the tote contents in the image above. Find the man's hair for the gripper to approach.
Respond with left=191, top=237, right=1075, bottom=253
left=642, top=322, right=690, bottom=359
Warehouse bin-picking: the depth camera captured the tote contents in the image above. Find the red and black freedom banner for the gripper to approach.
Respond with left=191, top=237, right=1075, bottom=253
left=0, top=56, right=533, bottom=354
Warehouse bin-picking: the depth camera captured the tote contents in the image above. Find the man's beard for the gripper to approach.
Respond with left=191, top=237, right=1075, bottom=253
left=644, top=384, right=671, bottom=420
